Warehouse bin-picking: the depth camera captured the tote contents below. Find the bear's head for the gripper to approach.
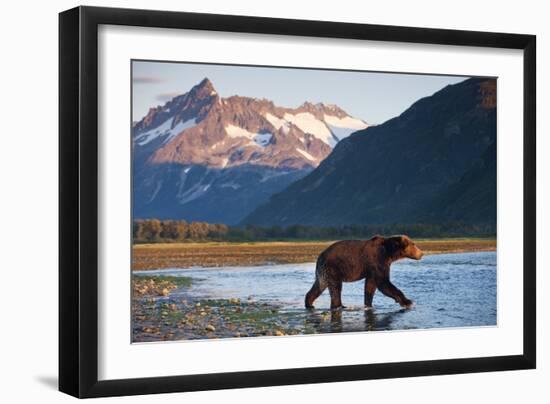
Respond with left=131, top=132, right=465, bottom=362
left=384, top=235, right=424, bottom=261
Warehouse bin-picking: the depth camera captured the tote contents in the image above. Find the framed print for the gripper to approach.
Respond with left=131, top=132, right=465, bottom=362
left=59, top=6, right=536, bottom=398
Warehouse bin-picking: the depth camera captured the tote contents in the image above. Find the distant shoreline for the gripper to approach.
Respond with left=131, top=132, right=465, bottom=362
left=132, top=239, right=496, bottom=271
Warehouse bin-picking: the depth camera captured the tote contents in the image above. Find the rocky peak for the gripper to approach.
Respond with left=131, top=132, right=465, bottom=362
left=189, top=77, right=218, bottom=100
left=134, top=78, right=368, bottom=170
left=296, top=101, right=349, bottom=119
left=317, top=102, right=348, bottom=117
left=133, top=105, right=171, bottom=135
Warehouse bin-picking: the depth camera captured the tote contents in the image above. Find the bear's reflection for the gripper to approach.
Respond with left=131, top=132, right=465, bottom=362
left=329, top=310, right=343, bottom=333
left=302, top=307, right=397, bottom=333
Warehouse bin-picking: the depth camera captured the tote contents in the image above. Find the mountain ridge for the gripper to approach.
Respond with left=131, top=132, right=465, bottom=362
left=132, top=78, right=369, bottom=224
left=243, top=77, right=497, bottom=227
left=133, top=78, right=368, bottom=170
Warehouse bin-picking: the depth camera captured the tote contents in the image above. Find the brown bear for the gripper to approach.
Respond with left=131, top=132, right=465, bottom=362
left=305, top=235, right=424, bottom=310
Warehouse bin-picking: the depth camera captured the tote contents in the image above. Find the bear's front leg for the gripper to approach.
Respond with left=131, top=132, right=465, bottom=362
left=364, top=278, right=377, bottom=308
left=377, top=279, right=413, bottom=308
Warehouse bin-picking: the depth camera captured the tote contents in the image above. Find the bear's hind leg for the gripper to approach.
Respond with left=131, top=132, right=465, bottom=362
left=328, top=279, right=344, bottom=310
left=305, top=279, right=326, bottom=309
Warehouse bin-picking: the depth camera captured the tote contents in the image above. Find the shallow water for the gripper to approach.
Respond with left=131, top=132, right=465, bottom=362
left=136, top=251, right=496, bottom=332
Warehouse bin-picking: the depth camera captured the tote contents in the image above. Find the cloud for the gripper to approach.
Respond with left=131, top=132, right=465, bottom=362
left=156, top=92, right=182, bottom=102
left=133, top=75, right=163, bottom=84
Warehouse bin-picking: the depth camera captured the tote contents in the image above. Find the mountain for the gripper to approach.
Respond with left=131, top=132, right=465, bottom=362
left=418, top=141, right=496, bottom=225
left=243, top=78, right=497, bottom=228
left=133, top=78, right=368, bottom=224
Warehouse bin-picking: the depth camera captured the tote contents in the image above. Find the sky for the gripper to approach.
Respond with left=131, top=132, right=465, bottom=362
left=132, top=60, right=469, bottom=125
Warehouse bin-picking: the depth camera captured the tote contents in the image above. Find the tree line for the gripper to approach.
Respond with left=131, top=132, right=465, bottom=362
left=133, top=219, right=229, bottom=242
left=133, top=219, right=495, bottom=243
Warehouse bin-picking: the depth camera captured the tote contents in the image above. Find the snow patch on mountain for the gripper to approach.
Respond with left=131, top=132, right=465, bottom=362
left=163, top=118, right=197, bottom=144
left=135, top=117, right=173, bottom=145
left=135, top=117, right=197, bottom=146
left=225, top=124, right=272, bottom=147
left=177, top=180, right=214, bottom=205
left=323, top=115, right=368, bottom=130
left=148, top=181, right=163, bottom=203
left=265, top=113, right=290, bottom=134
left=324, top=114, right=368, bottom=142
left=295, top=148, right=316, bottom=162
left=284, top=112, right=334, bottom=146
left=254, top=133, right=272, bottom=146
left=265, top=112, right=367, bottom=146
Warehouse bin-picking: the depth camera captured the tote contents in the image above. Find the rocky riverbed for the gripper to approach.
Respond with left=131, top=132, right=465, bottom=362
left=132, top=275, right=309, bottom=341
left=131, top=275, right=369, bottom=341
left=132, top=252, right=497, bottom=342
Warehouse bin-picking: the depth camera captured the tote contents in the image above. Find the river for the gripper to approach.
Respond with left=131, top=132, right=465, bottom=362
left=136, top=251, right=496, bottom=333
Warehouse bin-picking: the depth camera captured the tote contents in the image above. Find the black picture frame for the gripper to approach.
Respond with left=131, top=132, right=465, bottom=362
left=59, top=5, right=536, bottom=398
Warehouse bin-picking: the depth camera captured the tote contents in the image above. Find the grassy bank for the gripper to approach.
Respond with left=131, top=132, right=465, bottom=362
left=132, top=238, right=496, bottom=271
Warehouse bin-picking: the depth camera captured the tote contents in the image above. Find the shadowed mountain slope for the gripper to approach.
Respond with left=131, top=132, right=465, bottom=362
left=243, top=78, right=496, bottom=228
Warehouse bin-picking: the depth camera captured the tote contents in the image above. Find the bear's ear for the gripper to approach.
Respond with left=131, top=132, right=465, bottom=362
left=383, top=236, right=402, bottom=258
